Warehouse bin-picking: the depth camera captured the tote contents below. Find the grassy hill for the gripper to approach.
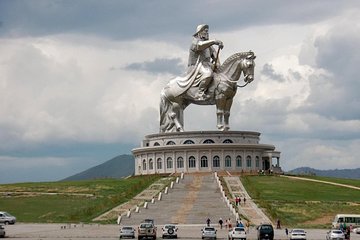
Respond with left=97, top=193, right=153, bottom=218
left=62, top=154, right=134, bottom=181
left=0, top=175, right=163, bottom=223
left=241, top=175, right=360, bottom=228
left=1, top=174, right=359, bottom=227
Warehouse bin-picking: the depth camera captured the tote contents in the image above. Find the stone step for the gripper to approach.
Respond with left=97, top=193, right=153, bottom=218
left=119, top=173, right=235, bottom=226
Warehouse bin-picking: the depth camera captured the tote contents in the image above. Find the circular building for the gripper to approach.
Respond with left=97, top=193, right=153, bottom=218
left=132, top=131, right=281, bottom=175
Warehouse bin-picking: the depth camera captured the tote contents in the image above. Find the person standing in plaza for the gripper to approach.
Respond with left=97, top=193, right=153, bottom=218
left=245, top=221, right=250, bottom=233
left=228, top=218, right=232, bottom=229
left=277, top=219, right=281, bottom=229
left=218, top=218, right=223, bottom=229
left=206, top=217, right=211, bottom=226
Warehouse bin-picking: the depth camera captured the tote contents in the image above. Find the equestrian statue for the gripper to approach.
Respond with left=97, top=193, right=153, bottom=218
left=160, top=24, right=256, bottom=133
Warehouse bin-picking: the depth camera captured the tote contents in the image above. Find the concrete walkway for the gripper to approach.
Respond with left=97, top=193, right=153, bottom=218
left=93, top=172, right=272, bottom=227
left=223, top=174, right=271, bottom=226
left=118, top=173, right=236, bottom=225
left=93, top=177, right=174, bottom=221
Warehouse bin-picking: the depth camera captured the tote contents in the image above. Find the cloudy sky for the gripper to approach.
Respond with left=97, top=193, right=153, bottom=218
left=1, top=0, right=360, bottom=183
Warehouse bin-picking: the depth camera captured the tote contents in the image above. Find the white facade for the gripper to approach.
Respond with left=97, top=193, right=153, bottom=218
left=132, top=131, right=281, bottom=175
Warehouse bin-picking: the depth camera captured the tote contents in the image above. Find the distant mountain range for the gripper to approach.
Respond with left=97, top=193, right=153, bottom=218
left=287, top=167, right=360, bottom=179
left=62, top=154, right=134, bottom=181
left=62, top=154, right=360, bottom=181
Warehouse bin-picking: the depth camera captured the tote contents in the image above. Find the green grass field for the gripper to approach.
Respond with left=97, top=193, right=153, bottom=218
left=241, top=175, right=360, bottom=228
left=0, top=175, right=163, bottom=223
left=1, top=174, right=359, bottom=226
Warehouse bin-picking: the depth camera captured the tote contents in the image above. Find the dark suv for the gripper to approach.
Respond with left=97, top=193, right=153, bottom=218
left=257, top=224, right=274, bottom=240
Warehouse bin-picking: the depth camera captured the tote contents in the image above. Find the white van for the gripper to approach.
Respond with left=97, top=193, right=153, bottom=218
left=332, top=214, right=360, bottom=228
left=0, top=211, right=16, bottom=225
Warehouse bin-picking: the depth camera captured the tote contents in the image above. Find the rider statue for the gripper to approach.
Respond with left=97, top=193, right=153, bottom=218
left=188, top=24, right=224, bottom=100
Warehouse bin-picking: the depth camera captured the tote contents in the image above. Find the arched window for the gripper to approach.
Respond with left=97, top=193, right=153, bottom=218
left=166, top=157, right=173, bottom=169
left=213, top=156, right=220, bottom=168
left=154, top=142, right=160, bottom=146
left=225, top=155, right=231, bottom=167
left=256, top=156, right=260, bottom=168
left=166, top=141, right=175, bottom=145
left=203, top=139, right=215, bottom=144
left=177, top=157, right=184, bottom=168
left=149, top=158, right=153, bottom=170
left=223, top=139, right=233, bottom=143
left=188, top=156, right=196, bottom=168
left=184, top=140, right=195, bottom=144
left=142, top=159, right=147, bottom=170
left=236, top=155, right=242, bottom=168
left=157, top=158, right=162, bottom=169
left=200, top=156, right=208, bottom=168
left=246, top=155, right=252, bottom=168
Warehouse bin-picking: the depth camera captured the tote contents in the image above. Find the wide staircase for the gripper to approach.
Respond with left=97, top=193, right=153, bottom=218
left=119, top=173, right=235, bottom=225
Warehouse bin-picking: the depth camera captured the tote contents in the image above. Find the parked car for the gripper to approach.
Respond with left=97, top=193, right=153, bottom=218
left=143, top=219, right=155, bottom=225
left=201, top=226, right=217, bottom=239
left=353, top=227, right=360, bottom=234
left=162, top=224, right=178, bottom=238
left=326, top=229, right=345, bottom=240
left=289, top=229, right=306, bottom=240
left=138, top=222, right=157, bottom=240
left=0, top=212, right=16, bottom=225
left=0, top=225, right=5, bottom=238
left=120, top=226, right=136, bottom=238
left=228, top=226, right=246, bottom=240
left=256, top=224, right=274, bottom=240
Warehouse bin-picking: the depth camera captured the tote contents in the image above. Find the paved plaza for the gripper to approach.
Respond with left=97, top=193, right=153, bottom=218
left=4, top=223, right=360, bottom=240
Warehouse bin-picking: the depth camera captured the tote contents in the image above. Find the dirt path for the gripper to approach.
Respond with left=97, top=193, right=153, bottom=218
left=281, top=175, right=360, bottom=190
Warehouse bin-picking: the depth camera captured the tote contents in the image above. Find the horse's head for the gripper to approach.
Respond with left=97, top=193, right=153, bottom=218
left=242, top=51, right=256, bottom=83
left=218, top=51, right=256, bottom=85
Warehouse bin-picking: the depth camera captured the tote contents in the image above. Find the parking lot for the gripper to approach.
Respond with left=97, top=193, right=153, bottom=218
left=2, top=223, right=360, bottom=240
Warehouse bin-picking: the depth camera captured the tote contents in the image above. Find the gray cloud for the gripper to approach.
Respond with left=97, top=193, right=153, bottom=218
left=1, top=0, right=358, bottom=40
left=303, top=21, right=360, bottom=121
left=123, top=58, right=184, bottom=75
left=261, top=63, right=286, bottom=82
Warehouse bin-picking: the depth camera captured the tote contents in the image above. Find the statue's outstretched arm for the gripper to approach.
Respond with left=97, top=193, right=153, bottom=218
left=196, top=39, right=223, bottom=51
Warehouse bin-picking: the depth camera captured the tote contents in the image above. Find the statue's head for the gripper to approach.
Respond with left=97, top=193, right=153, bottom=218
left=193, top=24, right=209, bottom=40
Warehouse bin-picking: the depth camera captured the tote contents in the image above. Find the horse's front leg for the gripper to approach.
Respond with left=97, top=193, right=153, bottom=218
left=216, top=111, right=223, bottom=130
left=223, top=112, right=230, bottom=131
left=216, top=99, right=225, bottom=130
left=223, top=98, right=233, bottom=131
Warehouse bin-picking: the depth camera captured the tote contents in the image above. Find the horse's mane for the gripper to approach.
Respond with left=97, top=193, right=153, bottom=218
left=218, top=51, right=252, bottom=72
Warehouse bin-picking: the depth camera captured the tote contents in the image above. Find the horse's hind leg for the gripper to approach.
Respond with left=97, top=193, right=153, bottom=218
left=171, top=102, right=184, bottom=132
left=170, top=112, right=183, bottom=132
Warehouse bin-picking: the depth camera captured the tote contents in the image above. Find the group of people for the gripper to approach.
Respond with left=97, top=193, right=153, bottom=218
left=205, top=217, right=250, bottom=232
left=339, top=223, right=352, bottom=240
left=234, top=196, right=246, bottom=206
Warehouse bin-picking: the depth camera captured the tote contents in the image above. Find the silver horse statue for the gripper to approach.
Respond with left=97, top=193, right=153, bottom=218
left=160, top=51, right=256, bottom=132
